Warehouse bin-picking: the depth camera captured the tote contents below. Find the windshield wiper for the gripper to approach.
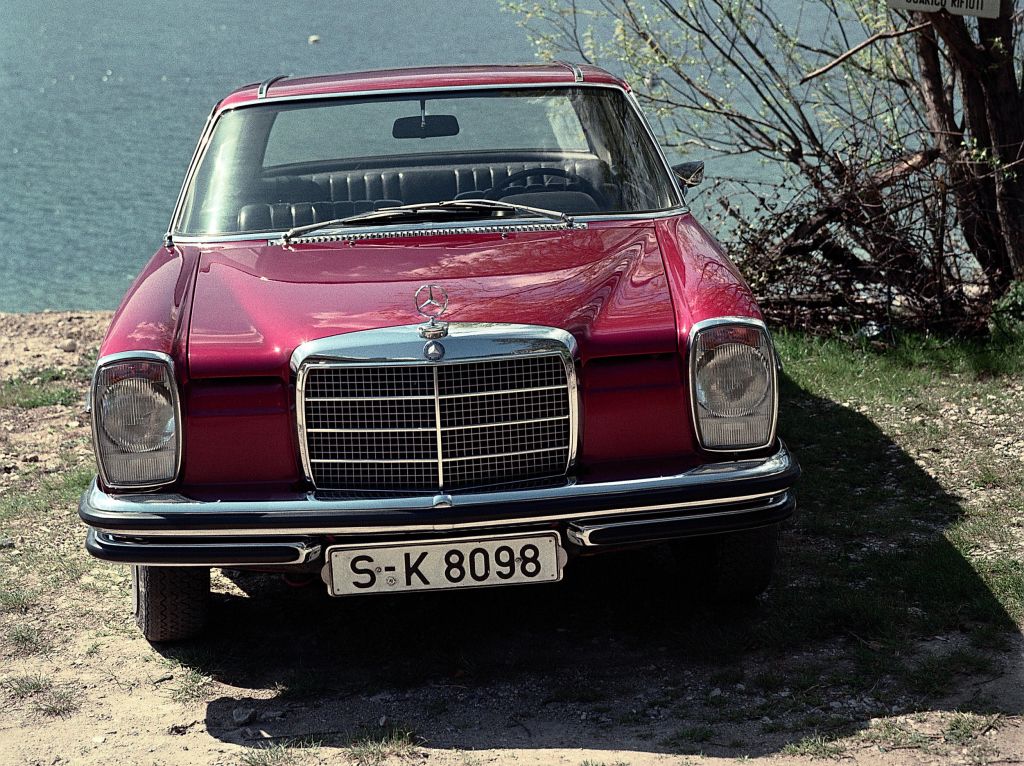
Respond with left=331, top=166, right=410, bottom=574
left=281, top=198, right=577, bottom=243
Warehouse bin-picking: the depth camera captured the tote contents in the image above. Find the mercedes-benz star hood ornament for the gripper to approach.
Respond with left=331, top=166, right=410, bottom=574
left=415, top=284, right=449, bottom=339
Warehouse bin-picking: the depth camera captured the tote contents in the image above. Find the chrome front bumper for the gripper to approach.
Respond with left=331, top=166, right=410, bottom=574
left=80, top=442, right=799, bottom=566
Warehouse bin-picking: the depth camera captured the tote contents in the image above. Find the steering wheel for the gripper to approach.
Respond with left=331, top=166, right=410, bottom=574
left=485, top=167, right=608, bottom=208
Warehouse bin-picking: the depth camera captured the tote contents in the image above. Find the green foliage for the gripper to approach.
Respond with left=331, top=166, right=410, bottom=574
left=991, top=280, right=1024, bottom=339
left=0, top=367, right=80, bottom=408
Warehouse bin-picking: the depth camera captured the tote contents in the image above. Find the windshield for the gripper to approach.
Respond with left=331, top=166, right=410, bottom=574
left=175, top=87, right=679, bottom=236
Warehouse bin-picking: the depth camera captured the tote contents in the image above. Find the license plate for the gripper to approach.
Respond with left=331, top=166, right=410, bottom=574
left=323, top=533, right=564, bottom=596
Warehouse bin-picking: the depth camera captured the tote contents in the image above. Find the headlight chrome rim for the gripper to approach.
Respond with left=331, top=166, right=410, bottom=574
left=90, top=351, right=182, bottom=490
left=688, top=317, right=778, bottom=453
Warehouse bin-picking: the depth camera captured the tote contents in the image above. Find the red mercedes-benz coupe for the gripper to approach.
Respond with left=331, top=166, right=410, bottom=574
left=80, top=63, right=799, bottom=640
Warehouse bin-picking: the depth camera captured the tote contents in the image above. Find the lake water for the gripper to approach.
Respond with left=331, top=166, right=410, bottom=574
left=0, top=0, right=808, bottom=312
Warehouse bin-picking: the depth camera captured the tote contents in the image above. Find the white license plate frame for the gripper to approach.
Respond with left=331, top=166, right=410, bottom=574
left=323, top=532, right=565, bottom=597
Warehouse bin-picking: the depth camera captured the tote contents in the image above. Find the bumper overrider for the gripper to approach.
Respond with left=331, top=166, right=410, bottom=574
left=80, top=442, right=799, bottom=567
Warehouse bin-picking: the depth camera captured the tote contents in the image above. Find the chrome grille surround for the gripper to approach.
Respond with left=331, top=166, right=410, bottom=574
left=293, top=324, right=578, bottom=492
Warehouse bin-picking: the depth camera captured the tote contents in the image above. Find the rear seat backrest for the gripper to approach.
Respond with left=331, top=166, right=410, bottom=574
left=236, top=159, right=612, bottom=231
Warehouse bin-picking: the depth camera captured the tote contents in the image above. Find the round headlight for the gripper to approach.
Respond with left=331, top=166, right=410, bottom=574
left=695, top=342, right=771, bottom=417
left=100, top=377, right=175, bottom=453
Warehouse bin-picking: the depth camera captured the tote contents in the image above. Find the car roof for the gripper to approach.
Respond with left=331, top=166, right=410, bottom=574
left=217, top=63, right=628, bottom=111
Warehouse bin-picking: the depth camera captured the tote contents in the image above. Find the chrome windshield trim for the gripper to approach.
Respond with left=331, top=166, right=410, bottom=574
left=281, top=219, right=586, bottom=244
left=81, top=443, right=798, bottom=538
left=231, top=80, right=624, bottom=108
left=168, top=81, right=685, bottom=237
left=166, top=102, right=219, bottom=240
left=626, top=89, right=686, bottom=205
left=165, top=206, right=691, bottom=245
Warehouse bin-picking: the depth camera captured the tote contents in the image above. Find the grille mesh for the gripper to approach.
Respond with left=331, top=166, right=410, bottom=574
left=302, top=355, right=572, bottom=491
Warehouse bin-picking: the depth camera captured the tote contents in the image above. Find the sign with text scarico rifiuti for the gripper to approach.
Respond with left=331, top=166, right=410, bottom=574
left=887, top=0, right=1000, bottom=18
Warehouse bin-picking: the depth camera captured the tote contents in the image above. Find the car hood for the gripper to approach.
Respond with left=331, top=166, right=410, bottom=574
left=187, top=222, right=677, bottom=378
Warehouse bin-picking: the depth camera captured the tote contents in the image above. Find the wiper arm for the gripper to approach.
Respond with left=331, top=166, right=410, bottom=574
left=281, top=198, right=577, bottom=242
left=437, top=198, right=576, bottom=227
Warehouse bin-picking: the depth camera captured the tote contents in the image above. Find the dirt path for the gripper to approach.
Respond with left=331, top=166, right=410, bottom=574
left=1, top=313, right=1022, bottom=766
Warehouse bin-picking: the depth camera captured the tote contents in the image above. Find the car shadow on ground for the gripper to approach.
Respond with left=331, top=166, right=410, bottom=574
left=161, top=375, right=1021, bottom=757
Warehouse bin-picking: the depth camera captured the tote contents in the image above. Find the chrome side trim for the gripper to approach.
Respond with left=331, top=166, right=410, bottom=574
left=292, top=323, right=580, bottom=488
left=257, top=74, right=287, bottom=99
left=566, top=493, right=790, bottom=546
left=81, top=443, right=798, bottom=538
left=687, top=316, right=779, bottom=455
left=89, top=351, right=184, bottom=492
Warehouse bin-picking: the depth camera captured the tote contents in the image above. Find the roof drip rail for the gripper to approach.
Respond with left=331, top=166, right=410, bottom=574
left=257, top=75, right=287, bottom=99
left=554, top=60, right=584, bottom=83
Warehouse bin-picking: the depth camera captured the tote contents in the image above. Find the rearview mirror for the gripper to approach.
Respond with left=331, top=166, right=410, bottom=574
left=671, top=161, right=705, bottom=188
left=392, top=114, right=460, bottom=139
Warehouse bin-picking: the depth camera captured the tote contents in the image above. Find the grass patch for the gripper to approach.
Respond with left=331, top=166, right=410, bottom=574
left=345, top=724, right=419, bottom=766
left=0, top=586, right=35, bottom=613
left=904, top=649, right=995, bottom=698
left=0, top=368, right=81, bottom=409
left=33, top=686, right=80, bottom=716
left=7, top=624, right=51, bottom=656
left=773, top=331, right=1024, bottom=404
left=169, top=667, right=212, bottom=704
left=862, top=719, right=930, bottom=751
left=238, top=740, right=319, bottom=766
left=781, top=733, right=846, bottom=758
left=0, top=464, right=95, bottom=524
left=2, top=673, right=52, bottom=699
left=943, top=712, right=993, bottom=745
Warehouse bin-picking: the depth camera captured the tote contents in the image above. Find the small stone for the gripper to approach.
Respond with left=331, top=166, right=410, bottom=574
left=710, top=688, right=722, bottom=698
left=232, top=707, right=256, bottom=725
left=91, top=736, right=105, bottom=744
left=262, top=710, right=284, bottom=721
left=24, top=454, right=39, bottom=463
left=59, top=339, right=78, bottom=353
left=0, top=538, right=14, bottom=549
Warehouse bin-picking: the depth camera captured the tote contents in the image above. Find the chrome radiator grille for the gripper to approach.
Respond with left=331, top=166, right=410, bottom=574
left=301, top=355, right=573, bottom=491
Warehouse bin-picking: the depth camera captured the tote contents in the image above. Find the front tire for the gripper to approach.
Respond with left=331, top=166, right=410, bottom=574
left=671, top=523, right=780, bottom=602
left=132, top=565, right=210, bottom=642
